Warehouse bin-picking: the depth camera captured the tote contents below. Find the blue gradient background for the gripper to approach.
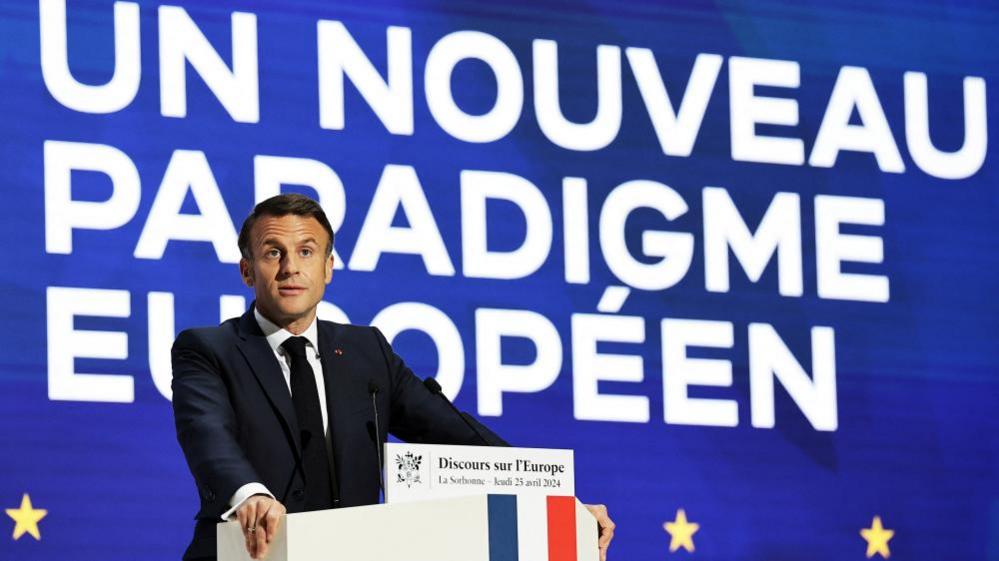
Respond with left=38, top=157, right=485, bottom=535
left=1, top=1, right=997, bottom=560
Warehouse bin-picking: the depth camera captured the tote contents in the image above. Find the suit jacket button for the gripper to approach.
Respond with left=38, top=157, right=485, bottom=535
left=292, top=489, right=304, bottom=499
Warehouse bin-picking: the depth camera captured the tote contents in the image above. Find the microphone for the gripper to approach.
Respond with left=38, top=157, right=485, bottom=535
left=368, top=380, right=386, bottom=494
left=422, top=378, right=494, bottom=446
left=280, top=429, right=312, bottom=504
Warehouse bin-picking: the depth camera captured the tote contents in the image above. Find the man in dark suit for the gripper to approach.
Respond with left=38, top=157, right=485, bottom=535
left=172, top=194, right=614, bottom=561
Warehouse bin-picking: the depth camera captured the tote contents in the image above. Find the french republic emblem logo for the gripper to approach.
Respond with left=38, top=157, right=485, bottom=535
left=395, top=452, right=423, bottom=487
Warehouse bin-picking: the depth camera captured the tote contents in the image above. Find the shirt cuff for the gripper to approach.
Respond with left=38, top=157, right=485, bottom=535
left=220, top=483, right=274, bottom=521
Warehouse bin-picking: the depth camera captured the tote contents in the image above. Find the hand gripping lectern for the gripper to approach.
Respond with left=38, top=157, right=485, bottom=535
left=217, top=493, right=599, bottom=561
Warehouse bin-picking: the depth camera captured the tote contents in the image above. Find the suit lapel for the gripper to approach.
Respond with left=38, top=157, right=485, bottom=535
left=318, top=321, right=367, bottom=453
left=318, top=321, right=344, bottom=433
left=318, top=320, right=351, bottom=498
left=235, top=308, right=302, bottom=453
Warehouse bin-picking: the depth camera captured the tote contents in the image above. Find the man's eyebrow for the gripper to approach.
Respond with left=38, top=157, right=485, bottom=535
left=257, top=236, right=320, bottom=247
left=258, top=237, right=285, bottom=247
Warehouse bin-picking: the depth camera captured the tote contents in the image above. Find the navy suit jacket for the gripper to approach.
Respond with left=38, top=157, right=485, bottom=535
left=171, top=306, right=505, bottom=560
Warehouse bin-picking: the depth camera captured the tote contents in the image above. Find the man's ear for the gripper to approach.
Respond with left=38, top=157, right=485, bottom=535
left=324, top=254, right=334, bottom=284
left=240, top=258, right=254, bottom=287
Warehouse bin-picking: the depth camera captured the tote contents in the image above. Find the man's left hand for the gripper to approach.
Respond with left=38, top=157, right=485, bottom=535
left=584, top=503, right=615, bottom=561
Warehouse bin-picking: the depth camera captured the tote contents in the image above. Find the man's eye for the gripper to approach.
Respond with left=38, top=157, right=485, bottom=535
left=266, top=249, right=281, bottom=258
left=301, top=248, right=313, bottom=257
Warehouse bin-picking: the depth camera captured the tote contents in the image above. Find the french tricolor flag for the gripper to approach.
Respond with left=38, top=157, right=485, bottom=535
left=487, top=495, right=594, bottom=561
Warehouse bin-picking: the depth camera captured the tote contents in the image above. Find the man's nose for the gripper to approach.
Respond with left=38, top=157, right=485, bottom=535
left=279, top=253, right=301, bottom=275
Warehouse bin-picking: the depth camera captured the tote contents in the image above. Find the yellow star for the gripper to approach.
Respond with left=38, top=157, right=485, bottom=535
left=860, top=516, right=894, bottom=558
left=663, top=508, right=699, bottom=553
left=6, top=494, right=47, bottom=541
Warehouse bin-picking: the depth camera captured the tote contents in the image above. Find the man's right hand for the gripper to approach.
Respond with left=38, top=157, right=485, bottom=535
left=235, top=495, right=287, bottom=559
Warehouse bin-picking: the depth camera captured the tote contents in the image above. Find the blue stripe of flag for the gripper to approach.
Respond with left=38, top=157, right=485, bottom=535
left=487, top=494, right=519, bottom=561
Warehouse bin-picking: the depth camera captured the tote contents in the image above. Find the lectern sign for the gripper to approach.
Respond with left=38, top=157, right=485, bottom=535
left=385, top=443, right=575, bottom=503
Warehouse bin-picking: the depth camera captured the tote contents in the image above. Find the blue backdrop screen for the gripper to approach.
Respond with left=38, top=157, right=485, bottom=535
left=1, top=1, right=997, bottom=560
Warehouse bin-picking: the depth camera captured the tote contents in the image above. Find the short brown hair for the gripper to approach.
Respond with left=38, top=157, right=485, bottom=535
left=237, top=193, right=335, bottom=259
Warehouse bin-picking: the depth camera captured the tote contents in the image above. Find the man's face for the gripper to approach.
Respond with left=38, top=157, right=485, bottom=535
left=239, top=214, right=333, bottom=331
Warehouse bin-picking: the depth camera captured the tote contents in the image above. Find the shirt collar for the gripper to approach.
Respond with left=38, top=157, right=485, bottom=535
left=254, top=307, right=320, bottom=356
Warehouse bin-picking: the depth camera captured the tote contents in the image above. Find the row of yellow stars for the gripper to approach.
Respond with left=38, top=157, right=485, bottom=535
left=7, top=492, right=898, bottom=559
left=664, top=508, right=895, bottom=558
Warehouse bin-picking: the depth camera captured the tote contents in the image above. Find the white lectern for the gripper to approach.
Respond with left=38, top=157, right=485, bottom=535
left=217, top=494, right=598, bottom=561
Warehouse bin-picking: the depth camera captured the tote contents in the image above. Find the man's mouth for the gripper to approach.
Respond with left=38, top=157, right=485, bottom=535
left=278, top=286, right=306, bottom=295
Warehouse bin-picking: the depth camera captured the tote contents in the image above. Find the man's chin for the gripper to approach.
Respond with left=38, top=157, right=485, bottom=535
left=275, top=306, right=313, bottom=320
left=257, top=302, right=316, bottom=326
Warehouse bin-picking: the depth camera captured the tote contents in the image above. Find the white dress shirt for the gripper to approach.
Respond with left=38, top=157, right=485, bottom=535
left=220, top=309, right=330, bottom=520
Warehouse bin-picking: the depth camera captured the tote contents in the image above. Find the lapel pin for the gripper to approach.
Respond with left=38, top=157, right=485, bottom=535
left=334, top=348, right=344, bottom=356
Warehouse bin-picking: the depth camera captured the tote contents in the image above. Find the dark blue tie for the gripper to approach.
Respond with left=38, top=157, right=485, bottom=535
left=281, top=336, right=335, bottom=510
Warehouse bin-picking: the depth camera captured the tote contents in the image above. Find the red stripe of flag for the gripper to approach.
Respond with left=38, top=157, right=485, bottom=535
left=546, top=496, right=577, bottom=561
